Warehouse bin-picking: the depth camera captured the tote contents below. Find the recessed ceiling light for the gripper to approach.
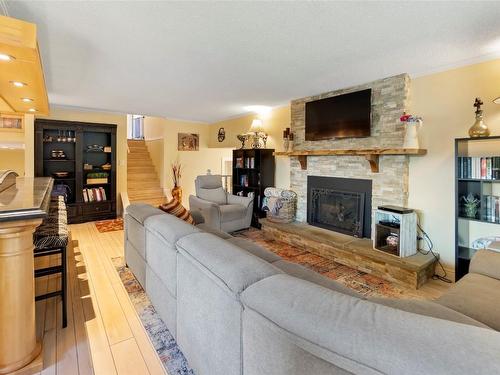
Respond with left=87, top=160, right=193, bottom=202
left=10, top=81, right=27, bottom=87
left=0, top=53, right=14, bottom=62
left=28, top=108, right=37, bottom=112
left=21, top=98, right=33, bottom=102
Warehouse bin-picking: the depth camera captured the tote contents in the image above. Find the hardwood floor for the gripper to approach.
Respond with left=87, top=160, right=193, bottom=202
left=34, top=222, right=166, bottom=375
left=33, top=220, right=451, bottom=375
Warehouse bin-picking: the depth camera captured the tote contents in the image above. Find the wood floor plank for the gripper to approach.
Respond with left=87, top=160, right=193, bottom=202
left=76, top=224, right=134, bottom=345
left=110, top=338, right=151, bottom=375
left=72, top=224, right=118, bottom=375
left=69, top=241, right=94, bottom=375
left=90, top=224, right=166, bottom=375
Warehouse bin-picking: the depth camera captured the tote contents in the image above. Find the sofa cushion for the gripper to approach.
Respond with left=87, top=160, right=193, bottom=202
left=469, top=249, right=500, bottom=281
left=241, top=274, right=500, bottom=375
left=198, top=187, right=227, bottom=205
left=219, top=204, right=246, bottom=222
left=272, top=260, right=361, bottom=298
left=126, top=203, right=163, bottom=224
left=197, top=223, right=233, bottom=239
left=159, top=199, right=194, bottom=224
left=144, top=213, right=201, bottom=297
left=370, top=297, right=490, bottom=329
left=436, top=273, right=500, bottom=331
left=176, top=232, right=282, bottom=296
left=227, top=237, right=282, bottom=263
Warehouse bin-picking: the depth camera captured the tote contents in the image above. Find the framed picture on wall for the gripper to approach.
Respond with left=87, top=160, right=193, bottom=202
left=178, top=133, right=199, bottom=151
left=0, top=114, right=23, bottom=131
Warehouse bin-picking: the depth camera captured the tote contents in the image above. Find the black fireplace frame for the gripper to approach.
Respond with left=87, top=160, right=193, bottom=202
left=307, top=176, right=372, bottom=238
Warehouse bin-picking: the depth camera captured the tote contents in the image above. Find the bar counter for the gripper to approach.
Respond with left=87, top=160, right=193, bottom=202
left=0, top=177, right=53, bottom=374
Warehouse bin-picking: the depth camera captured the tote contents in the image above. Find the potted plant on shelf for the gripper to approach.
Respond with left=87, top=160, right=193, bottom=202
left=171, top=160, right=182, bottom=202
left=400, top=112, right=423, bottom=149
left=461, top=193, right=480, bottom=219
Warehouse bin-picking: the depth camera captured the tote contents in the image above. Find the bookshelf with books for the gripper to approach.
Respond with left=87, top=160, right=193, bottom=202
left=232, top=148, right=275, bottom=228
left=35, top=119, right=117, bottom=223
left=455, top=136, right=500, bottom=281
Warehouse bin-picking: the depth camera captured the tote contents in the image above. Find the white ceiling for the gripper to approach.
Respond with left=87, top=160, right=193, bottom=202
left=6, top=1, right=500, bottom=122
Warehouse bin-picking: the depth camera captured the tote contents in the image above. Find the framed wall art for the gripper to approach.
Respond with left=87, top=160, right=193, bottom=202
left=178, top=133, right=199, bottom=151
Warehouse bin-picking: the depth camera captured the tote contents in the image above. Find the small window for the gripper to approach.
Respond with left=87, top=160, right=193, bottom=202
left=131, top=115, right=144, bottom=139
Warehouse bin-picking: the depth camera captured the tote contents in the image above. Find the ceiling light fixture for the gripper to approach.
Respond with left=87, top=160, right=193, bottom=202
left=0, top=53, right=14, bottom=61
left=28, top=108, right=37, bottom=112
left=21, top=98, right=33, bottom=102
left=10, top=81, right=27, bottom=87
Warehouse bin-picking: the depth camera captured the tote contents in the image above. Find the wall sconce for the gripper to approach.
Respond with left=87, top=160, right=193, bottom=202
left=248, top=119, right=268, bottom=149
left=493, top=97, right=500, bottom=104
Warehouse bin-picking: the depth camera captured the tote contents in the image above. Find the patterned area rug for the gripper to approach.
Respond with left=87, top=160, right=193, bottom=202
left=95, top=218, right=124, bottom=233
left=112, top=258, right=194, bottom=375
left=236, top=229, right=421, bottom=299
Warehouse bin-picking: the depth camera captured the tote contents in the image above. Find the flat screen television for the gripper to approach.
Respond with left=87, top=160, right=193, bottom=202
left=305, top=89, right=372, bottom=140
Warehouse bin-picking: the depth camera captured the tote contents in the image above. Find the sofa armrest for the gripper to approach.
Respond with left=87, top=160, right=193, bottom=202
left=469, top=249, right=500, bottom=280
left=189, top=195, right=221, bottom=230
left=227, top=193, right=254, bottom=209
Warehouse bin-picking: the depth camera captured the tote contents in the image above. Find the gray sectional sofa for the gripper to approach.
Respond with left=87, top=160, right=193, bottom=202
left=124, top=203, right=500, bottom=375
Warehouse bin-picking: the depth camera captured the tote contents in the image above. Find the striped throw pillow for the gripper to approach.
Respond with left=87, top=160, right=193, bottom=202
left=159, top=199, right=194, bottom=224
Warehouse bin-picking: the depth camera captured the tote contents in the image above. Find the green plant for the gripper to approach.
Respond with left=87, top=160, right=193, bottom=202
left=462, top=193, right=480, bottom=218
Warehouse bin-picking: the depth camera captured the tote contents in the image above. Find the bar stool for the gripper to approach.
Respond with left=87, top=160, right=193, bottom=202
left=33, top=197, right=68, bottom=328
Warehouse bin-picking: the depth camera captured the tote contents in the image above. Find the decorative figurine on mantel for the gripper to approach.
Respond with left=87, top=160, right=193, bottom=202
left=469, top=97, right=490, bottom=138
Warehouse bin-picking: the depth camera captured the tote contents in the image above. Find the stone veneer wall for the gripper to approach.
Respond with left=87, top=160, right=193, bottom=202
left=290, top=74, right=411, bottom=229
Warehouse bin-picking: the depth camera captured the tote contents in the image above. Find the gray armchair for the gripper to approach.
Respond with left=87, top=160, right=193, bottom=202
left=189, top=175, right=253, bottom=232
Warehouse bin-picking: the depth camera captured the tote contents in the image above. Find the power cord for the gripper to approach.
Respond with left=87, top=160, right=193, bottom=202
left=416, top=222, right=452, bottom=283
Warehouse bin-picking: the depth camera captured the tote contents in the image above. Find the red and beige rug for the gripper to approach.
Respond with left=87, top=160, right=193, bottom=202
left=237, top=228, right=421, bottom=299
left=95, top=218, right=124, bottom=233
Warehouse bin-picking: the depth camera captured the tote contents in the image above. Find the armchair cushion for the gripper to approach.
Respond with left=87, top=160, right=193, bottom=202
left=198, top=187, right=227, bottom=205
left=220, top=204, right=247, bottom=223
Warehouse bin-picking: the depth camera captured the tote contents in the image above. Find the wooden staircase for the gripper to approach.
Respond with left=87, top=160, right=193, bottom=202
left=127, top=139, right=167, bottom=207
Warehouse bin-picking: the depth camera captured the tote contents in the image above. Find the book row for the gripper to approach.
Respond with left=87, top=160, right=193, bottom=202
left=83, top=187, right=107, bottom=202
left=458, top=157, right=500, bottom=180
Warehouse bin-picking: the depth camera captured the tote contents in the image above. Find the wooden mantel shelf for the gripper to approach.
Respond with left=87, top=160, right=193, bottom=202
left=273, top=148, right=427, bottom=172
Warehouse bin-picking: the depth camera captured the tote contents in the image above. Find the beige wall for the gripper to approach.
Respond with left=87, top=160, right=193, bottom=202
left=144, top=116, right=232, bottom=207
left=37, top=106, right=128, bottom=213
left=409, top=59, right=500, bottom=266
left=209, top=105, right=291, bottom=189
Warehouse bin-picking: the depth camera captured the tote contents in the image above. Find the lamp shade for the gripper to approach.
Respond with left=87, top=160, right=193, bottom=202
left=250, top=119, right=264, bottom=133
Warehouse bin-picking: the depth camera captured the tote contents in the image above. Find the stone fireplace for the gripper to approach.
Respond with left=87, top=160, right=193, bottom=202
left=290, top=74, right=411, bottom=237
left=307, top=176, right=372, bottom=238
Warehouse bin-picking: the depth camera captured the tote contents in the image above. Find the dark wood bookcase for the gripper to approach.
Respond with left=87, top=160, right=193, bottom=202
left=232, top=148, right=275, bottom=228
left=455, top=136, right=500, bottom=281
left=35, top=119, right=117, bottom=223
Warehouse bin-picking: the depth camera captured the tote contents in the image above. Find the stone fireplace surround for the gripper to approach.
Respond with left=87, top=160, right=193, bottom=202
left=290, top=73, right=411, bottom=236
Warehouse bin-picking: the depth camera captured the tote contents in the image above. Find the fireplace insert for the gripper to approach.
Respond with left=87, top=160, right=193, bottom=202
left=307, top=176, right=372, bottom=238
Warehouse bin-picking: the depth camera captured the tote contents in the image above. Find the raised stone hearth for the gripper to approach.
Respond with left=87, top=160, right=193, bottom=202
left=261, top=219, right=437, bottom=289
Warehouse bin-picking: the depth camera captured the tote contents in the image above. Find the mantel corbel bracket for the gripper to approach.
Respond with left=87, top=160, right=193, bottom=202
left=364, top=154, right=380, bottom=173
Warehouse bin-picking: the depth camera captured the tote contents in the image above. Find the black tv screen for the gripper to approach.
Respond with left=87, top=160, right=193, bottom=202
left=305, top=89, right=372, bottom=140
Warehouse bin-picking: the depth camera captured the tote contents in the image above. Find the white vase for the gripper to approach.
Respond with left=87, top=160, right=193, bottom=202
left=403, top=120, right=421, bottom=149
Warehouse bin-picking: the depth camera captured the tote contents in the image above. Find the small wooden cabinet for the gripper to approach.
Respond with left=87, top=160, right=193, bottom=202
left=35, top=119, right=117, bottom=223
left=232, top=148, right=275, bottom=228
